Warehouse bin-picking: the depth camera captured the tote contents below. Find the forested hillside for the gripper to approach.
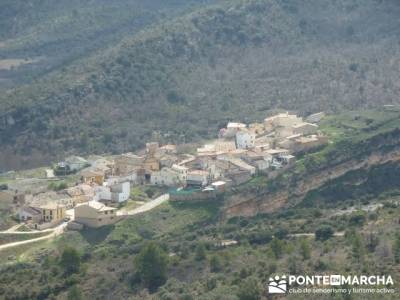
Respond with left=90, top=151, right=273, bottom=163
left=1, top=0, right=400, bottom=171
left=0, top=0, right=217, bottom=87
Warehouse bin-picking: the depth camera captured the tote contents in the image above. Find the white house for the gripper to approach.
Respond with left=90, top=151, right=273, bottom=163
left=236, top=130, right=256, bottom=149
left=151, top=168, right=181, bottom=186
left=225, top=122, right=247, bottom=138
left=211, top=181, right=227, bottom=193
left=280, top=155, right=296, bottom=165
left=110, top=182, right=130, bottom=203
left=93, top=186, right=112, bottom=202
left=94, top=181, right=130, bottom=203
left=106, top=173, right=137, bottom=186
left=172, top=164, right=188, bottom=183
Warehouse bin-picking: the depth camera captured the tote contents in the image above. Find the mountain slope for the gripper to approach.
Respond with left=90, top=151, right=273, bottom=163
left=1, top=0, right=400, bottom=171
left=0, top=0, right=218, bottom=88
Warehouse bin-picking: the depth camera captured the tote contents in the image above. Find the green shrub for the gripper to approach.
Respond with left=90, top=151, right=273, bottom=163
left=209, top=255, right=223, bottom=273
left=315, top=225, right=334, bottom=241
left=134, top=242, right=168, bottom=292
left=60, top=247, right=81, bottom=275
left=67, top=285, right=85, bottom=300
left=348, top=212, right=366, bottom=226
left=237, top=277, right=261, bottom=300
left=195, top=243, right=207, bottom=261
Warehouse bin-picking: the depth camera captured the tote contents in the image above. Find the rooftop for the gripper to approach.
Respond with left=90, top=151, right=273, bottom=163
left=81, top=168, right=104, bottom=177
left=227, top=122, right=246, bottom=128
left=39, top=203, right=66, bottom=210
left=265, top=148, right=289, bottom=154
left=78, top=201, right=116, bottom=211
left=172, top=164, right=189, bottom=171
left=211, top=181, right=226, bottom=186
left=20, top=206, right=42, bottom=215
left=188, top=170, right=209, bottom=176
left=292, top=122, right=318, bottom=129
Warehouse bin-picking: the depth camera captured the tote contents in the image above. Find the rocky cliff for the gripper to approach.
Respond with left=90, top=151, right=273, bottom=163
left=223, top=130, right=400, bottom=219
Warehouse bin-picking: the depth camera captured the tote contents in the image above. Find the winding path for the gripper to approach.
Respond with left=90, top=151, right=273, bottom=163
left=0, top=223, right=67, bottom=251
left=0, top=194, right=169, bottom=251
left=117, top=194, right=169, bottom=216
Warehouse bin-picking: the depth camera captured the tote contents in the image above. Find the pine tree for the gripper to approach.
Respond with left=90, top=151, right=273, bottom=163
left=195, top=243, right=207, bottom=261
left=60, top=247, right=81, bottom=275
left=237, top=277, right=261, bottom=300
left=393, top=234, right=400, bottom=264
left=67, top=285, right=84, bottom=300
left=299, top=238, right=311, bottom=260
left=351, top=233, right=365, bottom=264
left=134, top=242, right=168, bottom=291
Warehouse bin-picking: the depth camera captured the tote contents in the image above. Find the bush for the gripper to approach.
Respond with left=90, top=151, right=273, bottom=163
left=48, top=182, right=68, bottom=191
left=195, top=243, right=207, bottom=261
left=67, top=285, right=85, bottom=300
left=299, top=238, right=311, bottom=260
left=237, top=277, right=261, bottom=300
left=134, top=242, right=168, bottom=292
left=145, top=188, right=155, bottom=198
left=315, top=225, right=334, bottom=241
left=348, top=212, right=366, bottom=226
left=209, top=255, right=223, bottom=273
left=393, top=234, right=400, bottom=264
left=60, top=247, right=81, bottom=275
left=270, top=238, right=284, bottom=259
left=248, top=231, right=272, bottom=245
left=274, top=227, right=289, bottom=240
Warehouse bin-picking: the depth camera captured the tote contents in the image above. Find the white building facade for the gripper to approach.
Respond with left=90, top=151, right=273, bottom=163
left=236, top=130, right=256, bottom=149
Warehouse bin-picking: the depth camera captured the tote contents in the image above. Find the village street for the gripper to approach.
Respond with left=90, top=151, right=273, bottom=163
left=117, top=193, right=169, bottom=216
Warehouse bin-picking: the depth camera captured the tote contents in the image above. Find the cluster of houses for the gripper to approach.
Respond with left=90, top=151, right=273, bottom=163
left=13, top=111, right=327, bottom=229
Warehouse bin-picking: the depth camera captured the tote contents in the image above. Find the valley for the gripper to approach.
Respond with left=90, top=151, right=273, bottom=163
left=0, top=107, right=399, bottom=299
left=1, top=1, right=400, bottom=299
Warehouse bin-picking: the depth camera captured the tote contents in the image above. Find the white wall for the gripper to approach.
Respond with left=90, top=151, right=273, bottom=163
left=111, top=182, right=130, bottom=203
left=236, top=131, right=255, bottom=149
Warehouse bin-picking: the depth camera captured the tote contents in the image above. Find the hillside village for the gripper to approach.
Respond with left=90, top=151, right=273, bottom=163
left=1, top=111, right=327, bottom=232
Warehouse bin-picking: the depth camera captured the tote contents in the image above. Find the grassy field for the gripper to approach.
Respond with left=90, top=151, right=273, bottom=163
left=319, top=107, right=400, bottom=141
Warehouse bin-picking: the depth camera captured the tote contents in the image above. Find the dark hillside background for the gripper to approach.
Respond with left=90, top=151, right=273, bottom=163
left=0, top=0, right=400, bottom=171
